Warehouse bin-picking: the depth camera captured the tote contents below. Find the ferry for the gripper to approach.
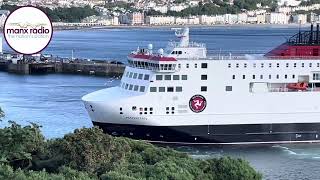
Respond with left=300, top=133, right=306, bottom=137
left=82, top=25, right=320, bottom=145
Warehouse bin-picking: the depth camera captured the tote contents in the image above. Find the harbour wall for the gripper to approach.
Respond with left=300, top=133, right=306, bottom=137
left=0, top=61, right=125, bottom=77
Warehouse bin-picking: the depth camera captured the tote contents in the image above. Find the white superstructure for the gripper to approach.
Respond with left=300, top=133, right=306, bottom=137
left=83, top=27, right=320, bottom=144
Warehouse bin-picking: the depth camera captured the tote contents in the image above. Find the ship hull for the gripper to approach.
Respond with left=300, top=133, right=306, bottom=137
left=92, top=121, right=320, bottom=145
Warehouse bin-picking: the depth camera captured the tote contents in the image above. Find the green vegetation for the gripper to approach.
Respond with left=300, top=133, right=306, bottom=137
left=1, top=5, right=98, bottom=22
left=0, top=109, right=262, bottom=180
left=147, top=0, right=278, bottom=17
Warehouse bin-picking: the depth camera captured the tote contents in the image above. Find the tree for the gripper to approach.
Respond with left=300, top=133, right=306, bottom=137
left=0, top=107, right=4, bottom=119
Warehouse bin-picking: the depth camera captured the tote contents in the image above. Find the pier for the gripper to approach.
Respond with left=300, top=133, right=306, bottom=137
left=0, top=55, right=125, bottom=77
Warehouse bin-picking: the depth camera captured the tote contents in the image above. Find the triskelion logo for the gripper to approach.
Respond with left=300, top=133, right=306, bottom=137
left=3, top=6, right=53, bottom=55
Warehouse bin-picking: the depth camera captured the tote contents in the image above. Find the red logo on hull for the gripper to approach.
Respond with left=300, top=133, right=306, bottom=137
left=189, top=95, right=206, bottom=113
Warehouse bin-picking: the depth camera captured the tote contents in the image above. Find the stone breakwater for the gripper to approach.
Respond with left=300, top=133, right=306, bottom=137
left=0, top=60, right=125, bottom=77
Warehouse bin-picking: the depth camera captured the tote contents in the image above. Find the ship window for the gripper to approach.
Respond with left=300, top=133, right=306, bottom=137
left=129, top=72, right=133, bottom=78
left=201, top=75, right=207, bottom=80
left=129, top=84, right=133, bottom=90
left=261, top=63, right=264, bottom=68
left=176, top=86, right=182, bottom=92
left=167, top=87, right=174, bottom=92
left=302, top=63, right=304, bottom=67
left=232, top=75, right=235, bottom=79
left=243, top=75, right=245, bottom=79
left=139, top=86, right=145, bottom=92
left=159, top=87, right=165, bottom=92
left=201, top=63, right=208, bottom=68
left=164, top=64, right=168, bottom=70
left=276, top=74, right=279, bottom=79
left=253, top=63, right=256, bottom=68
left=277, top=63, right=280, bottom=68
left=269, top=63, right=272, bottom=68
left=156, top=75, right=163, bottom=80
left=178, top=64, right=181, bottom=68
left=201, top=86, right=207, bottom=92
left=166, top=107, right=169, bottom=110
left=313, top=73, right=320, bottom=80
left=294, top=63, right=297, bottom=68
left=226, top=86, right=232, bottom=91
left=165, top=75, right=171, bottom=80
left=171, top=51, right=175, bottom=54
left=179, top=51, right=182, bottom=54
left=195, top=63, right=198, bottom=68
left=286, top=63, right=289, bottom=68
left=168, top=64, right=173, bottom=70
left=260, top=75, right=263, bottom=79
left=309, top=63, right=312, bottom=67
left=253, top=75, right=255, bottom=79
left=125, top=84, right=129, bottom=89
left=173, top=75, right=180, bottom=80
left=182, top=75, right=188, bottom=80
left=285, top=75, right=288, bottom=79
left=317, top=63, right=320, bottom=67
left=186, top=64, right=189, bottom=68
left=228, top=63, right=231, bottom=68
left=138, top=74, right=143, bottom=79
left=236, top=63, right=239, bottom=68
left=144, top=74, right=150, bottom=80
left=150, top=87, right=157, bottom=92
left=133, top=73, right=138, bottom=79
left=134, top=85, right=139, bottom=91
left=244, top=63, right=247, bottom=68
left=269, top=75, right=271, bottom=79
left=292, top=75, right=295, bottom=79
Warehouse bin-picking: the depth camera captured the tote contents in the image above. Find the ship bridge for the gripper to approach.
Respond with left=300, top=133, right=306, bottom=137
left=127, top=27, right=207, bottom=73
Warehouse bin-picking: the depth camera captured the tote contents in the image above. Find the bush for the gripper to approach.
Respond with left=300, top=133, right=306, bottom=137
left=0, top=120, right=262, bottom=180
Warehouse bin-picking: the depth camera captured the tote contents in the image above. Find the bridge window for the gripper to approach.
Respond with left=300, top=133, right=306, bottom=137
left=159, top=87, right=165, bottom=92
left=139, top=86, right=145, bottom=92
left=133, top=73, right=138, bottom=79
left=144, top=74, right=150, bottom=80
left=309, top=63, right=312, bottom=67
left=150, top=87, right=157, bottom=92
left=228, top=63, right=231, bottom=68
left=294, top=63, right=297, bottom=68
left=182, top=75, right=188, bottom=80
left=269, top=63, right=272, bottom=68
left=165, top=75, right=171, bottom=80
left=201, top=86, right=207, bottom=92
left=261, top=63, right=264, bottom=68
left=129, top=72, right=133, bottom=78
left=176, top=86, right=182, bottom=92
left=232, top=75, right=235, bottom=79
left=253, top=75, right=255, bottom=79
left=201, top=75, right=207, bottom=80
left=129, top=84, right=133, bottom=90
left=302, top=63, right=304, bottom=67
left=173, top=75, right=180, bottom=80
left=286, top=63, right=289, bottom=68
left=277, top=63, right=280, bottom=68
left=126, top=72, right=129, bottom=77
left=125, top=84, right=129, bottom=89
left=195, top=63, right=198, bottom=68
left=138, top=74, right=143, bottom=79
left=253, top=63, right=256, bottom=68
left=292, top=75, right=295, bottom=79
left=244, top=63, right=247, bottom=68
left=201, top=63, right=208, bottom=68
left=186, top=64, right=189, bottom=68
left=236, top=64, right=239, bottom=68
left=167, top=87, right=174, bottom=92
left=243, top=75, right=245, bottom=79
left=156, top=75, right=163, bottom=80
left=285, top=75, right=287, bottom=79
left=134, top=85, right=139, bottom=91
left=317, top=63, right=320, bottom=67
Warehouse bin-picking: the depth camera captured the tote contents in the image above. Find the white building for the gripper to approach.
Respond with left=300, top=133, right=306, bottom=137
left=153, top=5, right=168, bottom=13
left=266, top=13, right=289, bottom=24
left=145, top=16, right=175, bottom=25
left=0, top=10, right=9, bottom=27
left=292, top=14, right=307, bottom=24
left=199, top=15, right=217, bottom=25
left=224, top=14, right=238, bottom=24
left=237, top=13, right=248, bottom=23
left=168, top=4, right=188, bottom=12
left=175, top=16, right=200, bottom=25
left=277, top=0, right=301, bottom=7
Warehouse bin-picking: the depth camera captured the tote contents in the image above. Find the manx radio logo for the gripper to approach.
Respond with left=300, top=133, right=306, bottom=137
left=3, top=6, right=53, bottom=55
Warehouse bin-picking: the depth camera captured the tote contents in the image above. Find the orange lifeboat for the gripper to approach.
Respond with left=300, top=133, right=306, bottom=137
left=287, top=82, right=308, bottom=91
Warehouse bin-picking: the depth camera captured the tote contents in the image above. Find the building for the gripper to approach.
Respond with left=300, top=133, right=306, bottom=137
left=120, top=12, right=144, bottom=25
left=145, top=16, right=175, bottom=25
left=292, top=14, right=307, bottom=24
left=266, top=13, right=289, bottom=24
left=0, top=10, right=9, bottom=27
left=199, top=15, right=217, bottom=25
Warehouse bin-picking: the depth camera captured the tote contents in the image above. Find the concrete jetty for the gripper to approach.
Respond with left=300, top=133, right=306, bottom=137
left=0, top=56, right=125, bottom=77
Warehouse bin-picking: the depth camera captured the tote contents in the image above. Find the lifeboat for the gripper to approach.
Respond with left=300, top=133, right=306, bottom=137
left=287, top=82, right=308, bottom=91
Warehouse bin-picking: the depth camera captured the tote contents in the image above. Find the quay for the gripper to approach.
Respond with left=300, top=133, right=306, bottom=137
left=0, top=54, right=125, bottom=77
